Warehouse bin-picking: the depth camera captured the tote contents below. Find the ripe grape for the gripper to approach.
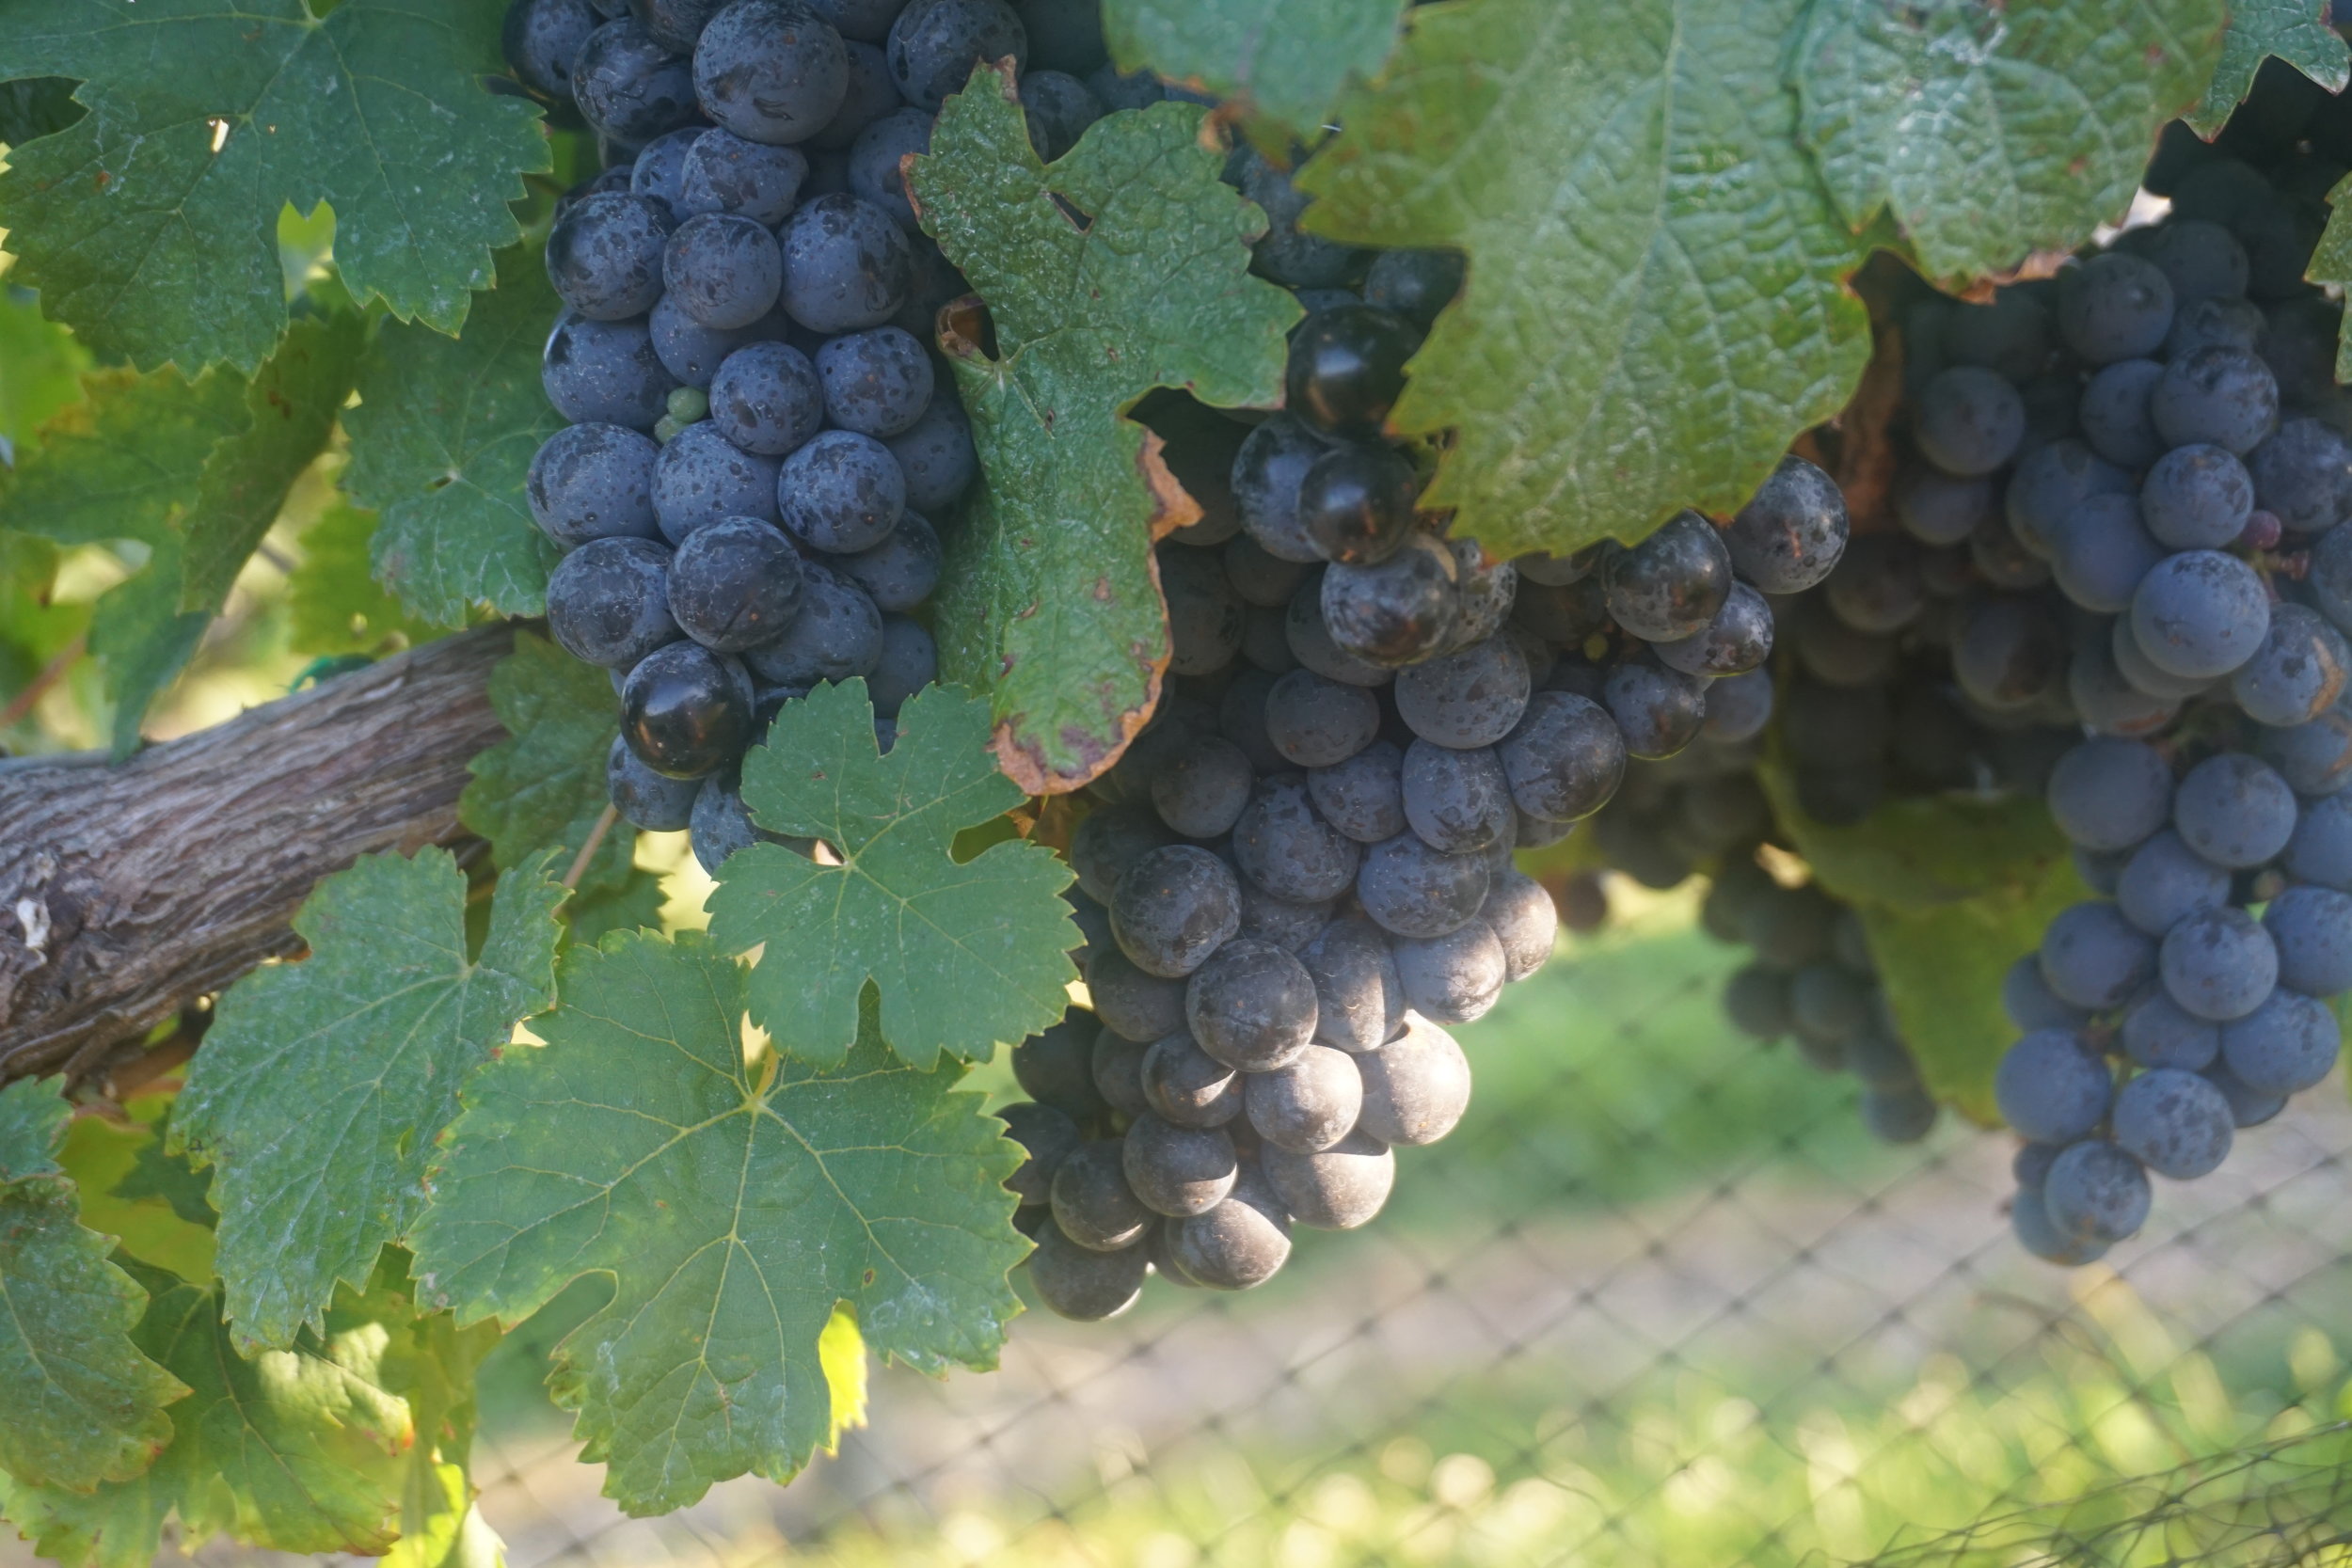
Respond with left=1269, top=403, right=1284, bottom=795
left=1261, top=1130, right=1393, bottom=1230
left=2005, top=439, right=2132, bottom=557
left=1391, top=920, right=1507, bottom=1023
left=573, top=19, right=700, bottom=145
left=708, top=341, right=826, bottom=455
left=621, top=640, right=754, bottom=777
left=779, top=193, right=913, bottom=331
left=544, top=311, right=677, bottom=430
left=1286, top=305, right=1415, bottom=439
left=2139, top=442, right=2254, bottom=549
left=1245, top=1045, right=1362, bottom=1152
left=1600, top=511, right=1733, bottom=641
left=1298, top=442, right=1417, bottom=565
left=2128, top=549, right=2269, bottom=679
left=740, top=561, right=884, bottom=684
left=833, top=510, right=941, bottom=610
left=2259, top=705, right=2352, bottom=796
left=1050, top=1138, right=1152, bottom=1250
left=2050, top=493, right=2163, bottom=614
left=1478, top=870, right=1558, bottom=983
left=1169, top=1162, right=1292, bottom=1289
left=529, top=423, right=663, bottom=546
left=1111, top=844, right=1244, bottom=977
left=885, top=398, right=978, bottom=512
left=1084, top=944, right=1186, bottom=1042
left=1357, top=831, right=1489, bottom=939
left=2231, top=603, right=2349, bottom=727
left=1321, top=535, right=1460, bottom=666
left=1012, top=1009, right=1109, bottom=1118
left=548, top=192, right=675, bottom=320
left=679, top=127, right=811, bottom=224
left=1307, top=739, right=1406, bottom=844
left=1232, top=774, right=1360, bottom=903
left=1297, top=917, right=1405, bottom=1053
left=1232, top=413, right=1337, bottom=564
left=1140, top=1031, right=1244, bottom=1128
left=2056, top=251, right=2174, bottom=364
left=548, top=535, right=682, bottom=667
left=1121, top=1113, right=1238, bottom=1217
left=1184, top=938, right=1318, bottom=1071
left=1656, top=581, right=1773, bottom=676
left=1994, top=1028, right=2114, bottom=1144
left=1355, top=1013, right=1470, bottom=1145
left=2218, top=988, right=2341, bottom=1093
left=2150, top=344, right=2280, bottom=454
left=654, top=420, right=784, bottom=540
left=886, top=0, right=1027, bottom=108
left=779, top=429, right=905, bottom=551
left=2159, top=905, right=2278, bottom=1022
left=816, top=325, right=934, bottom=436
left=2120, top=990, right=2220, bottom=1071
left=1724, top=455, right=1850, bottom=592
left=2249, top=417, right=2352, bottom=534
left=1152, top=736, right=1254, bottom=838
left=607, top=736, right=701, bottom=830
left=666, top=514, right=805, bottom=651
left=1263, top=668, right=1380, bottom=768
left=2045, top=737, right=2173, bottom=851
left=1601, top=656, right=1708, bottom=761
left=2076, top=357, right=2164, bottom=468
left=2174, top=752, right=2297, bottom=868
left=2285, top=790, right=2352, bottom=888
left=2263, top=886, right=2352, bottom=996
left=2115, top=830, right=2229, bottom=935
left=1027, top=1219, right=1145, bottom=1319
left=1399, top=740, right=1512, bottom=854
left=1089, top=1027, right=1149, bottom=1116
left=1915, top=365, right=2026, bottom=475
left=2042, top=1140, right=2151, bottom=1243
left=999, top=1101, right=1082, bottom=1205
left=664, top=212, right=786, bottom=328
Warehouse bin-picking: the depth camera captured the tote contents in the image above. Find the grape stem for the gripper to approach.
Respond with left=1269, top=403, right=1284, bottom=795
left=564, top=802, right=620, bottom=892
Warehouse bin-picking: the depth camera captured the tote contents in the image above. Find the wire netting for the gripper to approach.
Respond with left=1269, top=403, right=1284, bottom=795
left=23, top=883, right=2352, bottom=1568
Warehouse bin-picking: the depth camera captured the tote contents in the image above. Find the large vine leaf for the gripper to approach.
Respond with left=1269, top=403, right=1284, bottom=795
left=1102, top=0, right=1409, bottom=146
left=0, top=365, right=248, bottom=552
left=0, top=1077, right=187, bottom=1493
left=410, top=930, right=1029, bottom=1516
left=0, top=284, right=90, bottom=448
left=344, top=245, right=565, bottom=627
left=1295, top=0, right=1871, bottom=559
left=0, top=1260, right=469, bottom=1568
left=1756, top=769, right=2088, bottom=1125
left=706, top=679, right=1077, bottom=1069
left=909, top=71, right=1296, bottom=792
left=459, top=630, right=638, bottom=902
left=56, top=1098, right=217, bottom=1284
left=2187, top=0, right=2349, bottom=135
left=2300, top=181, right=2352, bottom=384
left=1790, top=0, right=2229, bottom=285
left=0, top=0, right=548, bottom=375
left=170, top=849, right=564, bottom=1354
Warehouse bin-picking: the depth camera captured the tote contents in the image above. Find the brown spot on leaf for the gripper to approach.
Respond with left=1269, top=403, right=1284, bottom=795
left=864, top=1267, right=879, bottom=1284
left=1139, top=428, right=1204, bottom=541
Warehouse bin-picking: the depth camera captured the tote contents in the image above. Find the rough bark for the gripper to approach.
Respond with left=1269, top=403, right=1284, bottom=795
left=0, top=624, right=516, bottom=1085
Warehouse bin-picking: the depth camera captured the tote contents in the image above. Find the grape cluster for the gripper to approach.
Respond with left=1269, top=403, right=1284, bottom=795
left=993, top=155, right=1856, bottom=1318
left=1850, top=75, right=2352, bottom=1262
left=501, top=0, right=1116, bottom=871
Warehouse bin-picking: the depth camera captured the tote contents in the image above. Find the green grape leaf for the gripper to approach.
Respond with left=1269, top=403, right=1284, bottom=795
left=2187, top=0, right=2349, bottom=135
left=1295, top=0, right=1871, bottom=559
left=564, top=868, right=668, bottom=948
left=0, top=1261, right=460, bottom=1567
left=345, top=245, right=565, bottom=627
left=459, top=630, right=638, bottom=901
left=170, top=848, right=564, bottom=1354
left=909, top=72, right=1297, bottom=792
left=175, top=310, right=365, bottom=611
left=0, top=284, right=91, bottom=447
left=1791, top=0, right=2229, bottom=284
left=2303, top=176, right=2352, bottom=384
left=410, top=930, right=1029, bottom=1516
left=1102, top=0, right=1409, bottom=145
left=83, top=545, right=211, bottom=758
left=707, top=679, right=1077, bottom=1069
left=0, top=364, right=248, bottom=551
left=0, top=0, right=548, bottom=375
left=287, top=501, right=443, bottom=656
left=58, top=1101, right=218, bottom=1283
left=1756, top=769, right=2090, bottom=1124
left=0, top=1077, right=188, bottom=1493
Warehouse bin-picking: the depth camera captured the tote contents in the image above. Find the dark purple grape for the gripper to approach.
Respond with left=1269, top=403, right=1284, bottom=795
left=1140, top=1031, right=1244, bottom=1128
left=1284, top=575, right=1393, bottom=686
left=609, top=735, right=701, bottom=829
left=1169, top=1161, right=1292, bottom=1289
left=885, top=398, right=978, bottom=512
left=1050, top=1137, right=1151, bottom=1250
left=692, top=0, right=849, bottom=144
left=1496, top=689, right=1623, bottom=822
left=707, top=340, right=825, bottom=456
left=504, top=0, right=605, bottom=101
left=740, top=560, right=882, bottom=685
left=1110, top=844, right=1244, bottom=977
left=1232, top=413, right=1337, bottom=564
left=529, top=423, right=662, bottom=546
left=677, top=127, right=809, bottom=224
left=1122, top=1113, right=1237, bottom=1217
left=665, top=212, right=786, bottom=329
left=2151, top=344, right=2280, bottom=455
left=867, top=614, right=937, bottom=716
left=547, top=191, right=675, bottom=320
left=1232, top=774, right=1360, bottom=903
left=2076, top=357, right=2164, bottom=469
left=816, top=325, right=934, bottom=436
left=1297, top=443, right=1416, bottom=565
left=779, top=428, right=904, bottom=551
left=847, top=106, right=933, bottom=231
left=1286, top=306, right=1415, bottom=439
left=666, top=514, right=805, bottom=651
left=1393, top=635, right=1529, bottom=750
left=809, top=40, right=899, bottom=151
left=1161, top=544, right=1246, bottom=677
left=1307, top=738, right=1406, bottom=843
left=1723, top=455, right=1848, bottom=593
left=1261, top=1129, right=1391, bottom=1229
left=1400, top=740, right=1511, bottom=854
left=1356, top=831, right=1487, bottom=940
left=1354, top=1014, right=1470, bottom=1146
left=833, top=510, right=940, bottom=611
left=1085, top=942, right=1185, bottom=1041
left=1233, top=147, right=1360, bottom=290
left=1322, top=535, right=1458, bottom=666
left=1362, top=248, right=1464, bottom=329
left=1392, top=920, right=1506, bottom=1023
left=653, top=420, right=783, bottom=541
left=2140, top=442, right=2253, bottom=550
left=630, top=126, right=704, bottom=213
left=1263, top=668, right=1380, bottom=768
left=1481, top=869, right=1558, bottom=982
left=621, top=639, right=754, bottom=777
left=1602, top=656, right=1707, bottom=761
left=1185, top=939, right=1317, bottom=1072
left=1023, top=68, right=1104, bottom=161
left=2056, top=250, right=2174, bottom=365
left=573, top=19, right=700, bottom=146
left=548, top=536, right=681, bottom=667
left=1656, top=581, right=1773, bottom=676
left=1915, top=365, right=2025, bottom=476
left=1028, top=1218, right=1145, bottom=1319
left=887, top=0, right=1028, bottom=109
left=779, top=193, right=913, bottom=332
left=544, top=311, right=677, bottom=430
left=2249, top=416, right=2352, bottom=535
left=998, top=1101, right=1082, bottom=1205
left=1245, top=1045, right=1360, bottom=1152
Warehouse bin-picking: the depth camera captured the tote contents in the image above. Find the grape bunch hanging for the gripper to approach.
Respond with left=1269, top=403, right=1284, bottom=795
left=501, top=0, right=1112, bottom=870
left=996, top=150, right=1858, bottom=1318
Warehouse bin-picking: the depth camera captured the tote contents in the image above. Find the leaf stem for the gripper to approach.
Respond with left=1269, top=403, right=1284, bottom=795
left=564, top=802, right=620, bottom=892
left=0, top=631, right=88, bottom=731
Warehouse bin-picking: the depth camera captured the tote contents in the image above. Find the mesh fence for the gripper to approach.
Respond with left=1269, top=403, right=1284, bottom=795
left=21, top=884, right=2352, bottom=1568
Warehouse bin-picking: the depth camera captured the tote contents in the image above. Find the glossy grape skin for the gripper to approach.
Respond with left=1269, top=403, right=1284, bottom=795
left=653, top=420, right=784, bottom=542
left=1231, top=413, right=1338, bottom=564
left=1724, top=455, right=1850, bottom=592
left=1656, top=582, right=1773, bottom=677
left=677, top=127, right=810, bottom=224
left=621, top=639, right=755, bottom=777
left=708, top=340, right=826, bottom=456
left=816, top=325, right=934, bottom=437
left=1022, top=68, right=1105, bottom=161
left=1602, top=657, right=1708, bottom=761
left=779, top=429, right=905, bottom=552
left=692, top=0, right=849, bottom=144
left=548, top=536, right=682, bottom=667
left=1600, top=511, right=1733, bottom=641
left=504, top=0, right=606, bottom=101
left=1161, top=545, right=1247, bottom=677
left=1286, top=306, right=1416, bottom=439
left=664, top=212, right=786, bottom=329
left=1363, top=248, right=1465, bottom=328
left=1298, top=443, right=1417, bottom=565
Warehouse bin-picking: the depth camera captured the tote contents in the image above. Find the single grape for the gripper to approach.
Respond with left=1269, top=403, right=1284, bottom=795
left=544, top=311, right=677, bottom=430
left=1941, top=287, right=2053, bottom=380
left=1263, top=668, right=1380, bottom=768
left=1602, top=657, right=1708, bottom=761
left=1237, top=883, right=1333, bottom=954
left=2126, top=549, right=2269, bottom=680
left=1121, top=1113, right=1238, bottom=1218
left=2144, top=217, right=2249, bottom=303
left=677, top=128, right=809, bottom=225
left=504, top=0, right=606, bottom=100
left=707, top=341, right=825, bottom=456
left=2076, top=357, right=2166, bottom=469
left=1600, top=512, right=1733, bottom=641
left=607, top=735, right=701, bottom=830
left=1895, top=467, right=1995, bottom=546
left=1028, top=1218, right=1146, bottom=1319
left=2260, top=705, right=2352, bottom=797
left=1355, top=1013, right=1470, bottom=1145
left=779, top=428, right=905, bottom=552
left=1286, top=574, right=1396, bottom=686
left=1656, top=581, right=1774, bottom=677
left=2070, top=636, right=2182, bottom=739
left=1019, top=66, right=1105, bottom=160
left=1286, top=305, right=1415, bottom=438
left=2231, top=603, right=2347, bottom=727
left=547, top=191, right=674, bottom=321
left=2151, top=344, right=2280, bottom=455
left=2164, top=294, right=2266, bottom=359
left=886, top=0, right=1027, bottom=108
left=1393, top=920, right=1508, bottom=1023
left=740, top=561, right=884, bottom=684
left=2050, top=493, right=2164, bottom=615
left=2055, top=250, right=2174, bottom=365
left=885, top=398, right=978, bottom=514
left=2112, top=614, right=2217, bottom=701
left=1318, top=535, right=1460, bottom=666
left=1724, top=455, right=1850, bottom=592
left=2042, top=1140, right=2151, bottom=1244
left=1050, top=1137, right=1152, bottom=1250
left=664, top=212, right=786, bottom=329
left=2120, top=990, right=2221, bottom=1071
left=2285, top=790, right=2352, bottom=889
left=1994, top=1028, right=2114, bottom=1144
left=815, top=325, right=934, bottom=437
left=654, top=420, right=785, bottom=542
left=1357, top=831, right=1489, bottom=940
left=1297, top=442, right=1417, bottom=565
left=1232, top=774, right=1361, bottom=903
left=1699, top=668, right=1774, bottom=745
left=1480, top=870, right=1558, bottom=983
left=1084, top=944, right=1185, bottom=1042
left=621, top=640, right=754, bottom=778
left=1298, top=917, right=1405, bottom=1053
left=2011, top=1187, right=2110, bottom=1265
left=1183, top=938, right=1318, bottom=1071
left=1090, top=1027, right=1150, bottom=1117
left=1140, top=1030, right=1244, bottom=1128
left=666, top=514, right=805, bottom=652
left=573, top=18, right=700, bottom=145
left=1245, top=1045, right=1363, bottom=1153
left=2006, top=439, right=2133, bottom=558
left=648, top=293, right=762, bottom=389
left=845, top=104, right=932, bottom=231
left=998, top=1101, right=1082, bottom=1205
left=1111, top=844, right=1244, bottom=978
left=2202, top=1059, right=2290, bottom=1128
left=2249, top=417, right=2352, bottom=536
left=548, top=536, right=682, bottom=667
left=2045, top=737, right=2173, bottom=852
left=2115, top=830, right=2228, bottom=936
left=1011, top=1009, right=1109, bottom=1118
left=2040, top=900, right=2157, bottom=1011
left=689, top=764, right=816, bottom=872
left=629, top=124, right=704, bottom=213
left=1307, top=738, right=1406, bottom=844
left=2263, top=885, right=2352, bottom=997
left=779, top=193, right=913, bottom=332
left=2160, top=905, right=2279, bottom=1022
left=2219, top=987, right=2341, bottom=1093
left=1168, top=1162, right=1292, bottom=1290
left=529, top=423, right=662, bottom=546
left=1152, top=736, right=1254, bottom=839
left=1261, top=1129, right=1393, bottom=1230
left=2174, top=752, right=2297, bottom=869
left=1399, top=740, right=1512, bottom=855
left=832, top=509, right=940, bottom=611
left=1915, top=365, right=2026, bottom=475
left=2139, top=443, right=2254, bottom=550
